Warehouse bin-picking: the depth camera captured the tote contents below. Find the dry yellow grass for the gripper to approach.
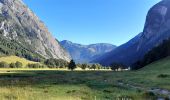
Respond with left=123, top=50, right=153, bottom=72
left=0, top=56, right=39, bottom=67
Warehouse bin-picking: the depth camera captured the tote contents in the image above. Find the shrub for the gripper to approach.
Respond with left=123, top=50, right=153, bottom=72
left=9, top=63, right=16, bottom=68
left=110, top=63, right=126, bottom=71
left=27, top=63, right=46, bottom=68
left=165, top=97, right=170, bottom=100
left=96, top=64, right=102, bottom=69
left=15, top=61, right=23, bottom=68
left=0, top=61, right=9, bottom=68
left=142, top=91, right=156, bottom=100
left=91, top=64, right=97, bottom=70
left=81, top=64, right=88, bottom=70
left=157, top=74, right=169, bottom=78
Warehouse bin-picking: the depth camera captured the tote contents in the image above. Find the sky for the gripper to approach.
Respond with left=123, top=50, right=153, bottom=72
left=23, top=0, right=161, bottom=46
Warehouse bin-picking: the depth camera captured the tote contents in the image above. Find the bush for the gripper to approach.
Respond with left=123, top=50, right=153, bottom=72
left=27, top=63, right=46, bottom=68
left=91, top=64, right=97, bottom=70
left=81, top=64, right=88, bottom=70
left=157, top=74, right=169, bottom=78
left=9, top=63, right=16, bottom=68
left=165, top=97, right=170, bottom=100
left=110, top=63, right=126, bottom=71
left=96, top=64, right=102, bottom=69
left=15, top=61, right=23, bottom=68
left=0, top=61, right=9, bottom=68
left=142, top=91, right=156, bottom=100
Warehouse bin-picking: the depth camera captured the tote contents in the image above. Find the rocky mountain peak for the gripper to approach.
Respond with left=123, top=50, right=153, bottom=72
left=61, top=40, right=73, bottom=45
left=60, top=40, right=116, bottom=63
left=0, top=0, right=71, bottom=61
left=142, top=0, right=170, bottom=39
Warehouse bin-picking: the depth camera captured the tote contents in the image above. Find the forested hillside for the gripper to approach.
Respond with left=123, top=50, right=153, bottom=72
left=0, top=34, right=44, bottom=62
left=132, top=38, right=170, bottom=70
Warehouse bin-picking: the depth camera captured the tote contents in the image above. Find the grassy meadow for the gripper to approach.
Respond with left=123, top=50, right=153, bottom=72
left=0, top=57, right=170, bottom=100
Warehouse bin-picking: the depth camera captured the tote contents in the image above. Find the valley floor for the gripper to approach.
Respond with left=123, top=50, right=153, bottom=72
left=0, top=58, right=170, bottom=100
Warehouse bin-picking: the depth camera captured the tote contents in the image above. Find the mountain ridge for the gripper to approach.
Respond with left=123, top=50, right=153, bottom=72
left=93, top=0, right=170, bottom=66
left=60, top=40, right=116, bottom=63
left=0, top=0, right=71, bottom=61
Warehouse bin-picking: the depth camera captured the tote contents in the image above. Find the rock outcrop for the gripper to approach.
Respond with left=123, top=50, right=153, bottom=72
left=0, top=0, right=71, bottom=61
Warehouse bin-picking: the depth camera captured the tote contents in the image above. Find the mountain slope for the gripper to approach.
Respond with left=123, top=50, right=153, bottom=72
left=94, top=0, right=170, bottom=66
left=132, top=38, right=170, bottom=70
left=0, top=56, right=39, bottom=67
left=60, top=40, right=116, bottom=63
left=140, top=56, right=170, bottom=73
left=0, top=0, right=71, bottom=61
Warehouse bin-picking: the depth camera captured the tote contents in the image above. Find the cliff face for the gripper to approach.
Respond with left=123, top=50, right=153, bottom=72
left=137, top=0, right=170, bottom=51
left=0, top=0, right=71, bottom=61
left=138, top=0, right=170, bottom=49
left=94, top=0, right=170, bottom=66
left=142, top=0, right=170, bottom=39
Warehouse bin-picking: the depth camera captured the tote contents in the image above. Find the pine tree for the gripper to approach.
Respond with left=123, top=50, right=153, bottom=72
left=68, top=60, right=76, bottom=71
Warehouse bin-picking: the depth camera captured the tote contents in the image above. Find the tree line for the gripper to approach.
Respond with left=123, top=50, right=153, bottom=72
left=0, top=61, right=45, bottom=68
left=0, top=59, right=112, bottom=71
left=0, top=57, right=130, bottom=71
left=45, top=59, right=110, bottom=70
left=0, top=61, right=23, bottom=68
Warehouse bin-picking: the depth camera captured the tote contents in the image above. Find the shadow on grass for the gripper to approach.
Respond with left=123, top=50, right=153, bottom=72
left=0, top=70, right=114, bottom=86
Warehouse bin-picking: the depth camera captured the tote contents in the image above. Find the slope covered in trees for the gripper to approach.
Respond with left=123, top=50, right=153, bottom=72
left=132, top=38, right=170, bottom=70
left=0, top=34, right=45, bottom=62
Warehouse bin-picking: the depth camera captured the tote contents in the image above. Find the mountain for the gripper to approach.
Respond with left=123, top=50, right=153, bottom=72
left=94, top=0, right=170, bottom=66
left=0, top=0, right=71, bottom=61
left=60, top=40, right=116, bottom=63
left=132, top=38, right=170, bottom=70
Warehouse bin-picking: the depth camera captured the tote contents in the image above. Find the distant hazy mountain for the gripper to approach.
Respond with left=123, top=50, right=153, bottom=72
left=94, top=0, right=170, bottom=66
left=0, top=0, right=71, bottom=61
left=60, top=40, right=116, bottom=63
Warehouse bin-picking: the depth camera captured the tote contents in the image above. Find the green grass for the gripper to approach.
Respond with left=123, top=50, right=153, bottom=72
left=0, top=56, right=39, bottom=67
left=0, top=57, right=170, bottom=100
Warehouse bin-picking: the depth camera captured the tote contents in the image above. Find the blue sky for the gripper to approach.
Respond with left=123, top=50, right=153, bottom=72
left=23, top=0, right=161, bottom=46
